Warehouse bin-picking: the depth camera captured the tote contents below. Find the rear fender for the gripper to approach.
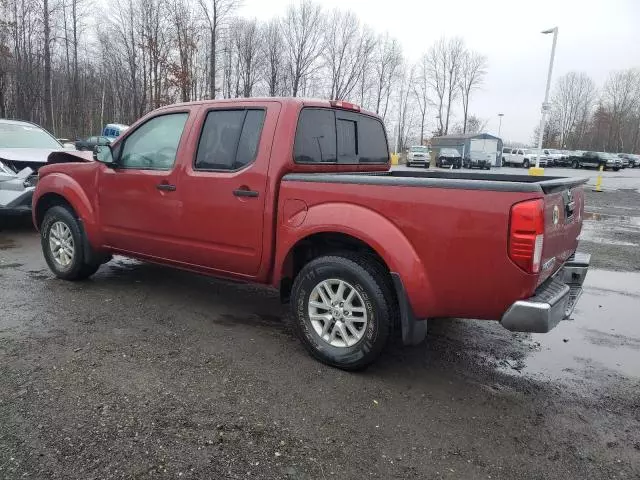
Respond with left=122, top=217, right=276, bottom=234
left=275, top=202, right=433, bottom=319
left=33, top=173, right=100, bottom=246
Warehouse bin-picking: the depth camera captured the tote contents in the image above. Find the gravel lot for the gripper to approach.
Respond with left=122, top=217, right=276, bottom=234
left=1, top=170, right=639, bottom=479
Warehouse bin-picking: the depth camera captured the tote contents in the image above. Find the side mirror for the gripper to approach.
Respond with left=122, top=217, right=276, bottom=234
left=94, top=144, right=115, bottom=166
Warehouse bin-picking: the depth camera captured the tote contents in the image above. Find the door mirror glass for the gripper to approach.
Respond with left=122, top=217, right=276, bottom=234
left=94, top=144, right=114, bottom=164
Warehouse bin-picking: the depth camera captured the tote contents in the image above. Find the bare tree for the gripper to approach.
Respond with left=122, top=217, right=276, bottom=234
left=396, top=65, right=416, bottom=151
left=169, top=0, right=198, bottom=102
left=425, top=37, right=465, bottom=135
left=372, top=33, right=402, bottom=119
left=602, top=68, right=640, bottom=151
left=233, top=18, right=262, bottom=97
left=198, top=0, right=237, bottom=99
left=424, top=39, right=446, bottom=135
left=280, top=0, right=324, bottom=97
left=550, top=72, right=597, bottom=148
left=42, top=0, right=53, bottom=130
left=458, top=50, right=487, bottom=134
left=323, top=9, right=372, bottom=101
left=261, top=19, right=282, bottom=97
left=412, top=53, right=431, bottom=144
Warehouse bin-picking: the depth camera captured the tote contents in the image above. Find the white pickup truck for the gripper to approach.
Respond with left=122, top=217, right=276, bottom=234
left=503, top=148, right=548, bottom=168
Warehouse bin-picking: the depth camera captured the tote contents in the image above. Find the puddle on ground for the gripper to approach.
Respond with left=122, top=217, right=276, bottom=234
left=499, top=269, right=640, bottom=381
left=579, top=212, right=640, bottom=246
left=583, top=211, right=640, bottom=225
left=0, top=238, right=16, bottom=250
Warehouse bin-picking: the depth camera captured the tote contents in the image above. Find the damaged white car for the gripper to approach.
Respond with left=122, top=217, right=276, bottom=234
left=0, top=119, right=73, bottom=215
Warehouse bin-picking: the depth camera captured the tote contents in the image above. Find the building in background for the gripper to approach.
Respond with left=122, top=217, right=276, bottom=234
left=431, top=133, right=503, bottom=167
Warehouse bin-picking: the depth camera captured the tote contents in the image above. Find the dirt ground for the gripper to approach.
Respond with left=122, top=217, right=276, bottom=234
left=1, top=188, right=639, bottom=479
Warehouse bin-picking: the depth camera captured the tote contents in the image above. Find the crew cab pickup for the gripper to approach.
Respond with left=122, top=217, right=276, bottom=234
left=32, top=98, right=590, bottom=370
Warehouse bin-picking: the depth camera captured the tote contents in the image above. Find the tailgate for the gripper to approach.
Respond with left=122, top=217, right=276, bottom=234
left=539, top=185, right=584, bottom=284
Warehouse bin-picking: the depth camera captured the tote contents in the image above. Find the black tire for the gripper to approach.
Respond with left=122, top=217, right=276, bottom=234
left=613, top=168, right=620, bottom=171
left=523, top=159, right=530, bottom=168
left=572, top=159, right=579, bottom=169
left=290, top=254, right=393, bottom=370
left=41, top=205, right=100, bottom=280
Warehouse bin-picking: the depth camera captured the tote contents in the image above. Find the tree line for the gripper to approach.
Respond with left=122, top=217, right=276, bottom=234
left=0, top=0, right=489, bottom=147
left=541, top=68, right=640, bottom=153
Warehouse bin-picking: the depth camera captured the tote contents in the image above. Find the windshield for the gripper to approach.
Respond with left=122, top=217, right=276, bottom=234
left=0, top=123, right=61, bottom=149
left=409, top=146, right=428, bottom=153
left=441, top=148, right=459, bottom=155
left=547, top=149, right=561, bottom=154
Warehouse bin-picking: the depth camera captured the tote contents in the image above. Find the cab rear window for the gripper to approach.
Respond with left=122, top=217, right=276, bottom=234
left=294, top=108, right=388, bottom=164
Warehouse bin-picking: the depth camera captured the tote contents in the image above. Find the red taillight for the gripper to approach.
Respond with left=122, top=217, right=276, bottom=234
left=330, top=100, right=361, bottom=112
left=509, top=199, right=545, bottom=273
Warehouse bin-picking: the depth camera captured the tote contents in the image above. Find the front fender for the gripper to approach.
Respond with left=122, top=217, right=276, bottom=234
left=32, top=173, right=99, bottom=245
left=275, top=202, right=433, bottom=318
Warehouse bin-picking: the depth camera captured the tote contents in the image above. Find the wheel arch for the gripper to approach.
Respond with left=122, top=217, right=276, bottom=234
left=274, top=202, right=432, bottom=322
left=33, top=173, right=100, bottom=247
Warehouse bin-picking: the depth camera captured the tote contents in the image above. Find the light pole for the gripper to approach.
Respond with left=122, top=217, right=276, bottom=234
left=533, top=26, right=558, bottom=174
left=498, top=113, right=504, bottom=137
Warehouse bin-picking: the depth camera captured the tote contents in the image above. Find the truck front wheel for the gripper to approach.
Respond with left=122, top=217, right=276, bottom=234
left=290, top=254, right=393, bottom=370
left=41, top=206, right=101, bottom=280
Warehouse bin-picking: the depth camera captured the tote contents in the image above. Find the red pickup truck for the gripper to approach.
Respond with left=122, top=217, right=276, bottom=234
left=32, top=98, right=590, bottom=369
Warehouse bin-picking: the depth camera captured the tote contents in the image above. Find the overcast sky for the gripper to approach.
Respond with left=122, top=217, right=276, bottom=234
left=239, top=0, right=640, bottom=144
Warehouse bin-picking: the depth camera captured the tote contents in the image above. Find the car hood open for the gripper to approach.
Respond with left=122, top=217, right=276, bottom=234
left=47, top=150, right=93, bottom=164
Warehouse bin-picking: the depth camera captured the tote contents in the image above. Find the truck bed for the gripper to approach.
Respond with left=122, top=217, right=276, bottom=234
left=280, top=168, right=586, bottom=321
left=283, top=170, right=588, bottom=194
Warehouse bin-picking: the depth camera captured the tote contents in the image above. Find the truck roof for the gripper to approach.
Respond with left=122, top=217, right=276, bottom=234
left=154, top=97, right=380, bottom=118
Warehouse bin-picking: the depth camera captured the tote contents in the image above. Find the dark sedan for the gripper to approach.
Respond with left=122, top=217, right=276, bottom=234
left=436, top=148, right=462, bottom=169
left=618, top=153, right=639, bottom=168
left=75, top=136, right=111, bottom=151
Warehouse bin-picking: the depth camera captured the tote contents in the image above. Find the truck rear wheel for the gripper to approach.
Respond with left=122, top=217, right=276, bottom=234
left=41, top=206, right=100, bottom=281
left=290, top=254, right=392, bottom=370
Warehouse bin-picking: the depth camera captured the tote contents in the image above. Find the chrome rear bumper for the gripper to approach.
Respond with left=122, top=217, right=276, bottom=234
left=500, top=253, right=590, bottom=333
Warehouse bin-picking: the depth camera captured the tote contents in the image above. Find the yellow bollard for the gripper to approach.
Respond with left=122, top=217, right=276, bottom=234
left=593, top=165, right=603, bottom=192
left=528, top=166, right=545, bottom=176
left=391, top=153, right=399, bottom=165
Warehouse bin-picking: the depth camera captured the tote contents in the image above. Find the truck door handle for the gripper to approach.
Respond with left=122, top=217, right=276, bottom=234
left=233, top=188, right=259, bottom=198
left=156, top=183, right=176, bottom=191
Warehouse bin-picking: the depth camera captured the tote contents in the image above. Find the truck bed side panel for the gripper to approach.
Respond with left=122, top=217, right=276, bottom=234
left=277, top=179, right=543, bottom=321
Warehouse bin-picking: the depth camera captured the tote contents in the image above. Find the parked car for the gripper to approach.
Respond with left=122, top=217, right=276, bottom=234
left=435, top=147, right=462, bottom=168
left=0, top=119, right=65, bottom=214
left=504, top=148, right=548, bottom=168
left=573, top=151, right=621, bottom=170
left=543, top=149, right=568, bottom=167
left=618, top=153, right=639, bottom=168
left=75, top=136, right=112, bottom=151
left=615, top=153, right=639, bottom=168
left=406, top=145, right=430, bottom=167
left=32, top=97, right=590, bottom=370
left=463, top=151, right=491, bottom=170
left=57, top=138, right=77, bottom=149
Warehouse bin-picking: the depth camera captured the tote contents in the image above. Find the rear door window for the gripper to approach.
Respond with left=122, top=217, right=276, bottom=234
left=195, top=109, right=266, bottom=171
left=357, top=115, right=389, bottom=163
left=294, top=108, right=388, bottom=164
left=337, top=118, right=357, bottom=163
left=294, top=109, right=337, bottom=163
